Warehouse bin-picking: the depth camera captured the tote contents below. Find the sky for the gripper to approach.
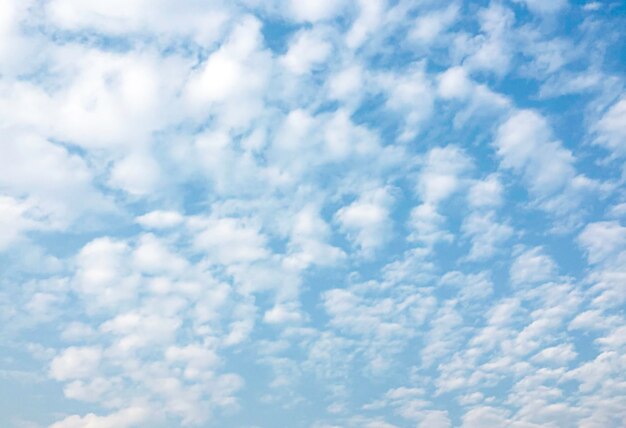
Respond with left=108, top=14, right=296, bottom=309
left=0, top=0, right=625, bottom=427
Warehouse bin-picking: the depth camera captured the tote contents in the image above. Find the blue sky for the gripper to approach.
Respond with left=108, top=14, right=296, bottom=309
left=1, top=0, right=625, bottom=427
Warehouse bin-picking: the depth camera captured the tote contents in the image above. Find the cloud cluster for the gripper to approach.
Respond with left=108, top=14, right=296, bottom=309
left=1, top=0, right=625, bottom=427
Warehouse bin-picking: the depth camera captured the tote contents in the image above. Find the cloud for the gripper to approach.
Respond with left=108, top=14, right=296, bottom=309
left=416, top=145, right=472, bottom=205
left=0, top=196, right=39, bottom=251
left=532, top=343, right=577, bottom=365
left=49, top=407, right=150, bottom=428
left=0, top=131, right=108, bottom=231
left=335, top=186, right=394, bottom=255
left=184, top=15, right=270, bottom=128
left=462, top=212, right=513, bottom=261
left=409, top=4, right=459, bottom=46
left=495, top=110, right=576, bottom=197
left=461, top=406, right=510, bottom=428
left=135, top=210, right=184, bottom=229
left=510, top=247, right=557, bottom=287
left=409, top=145, right=472, bottom=248
left=281, top=29, right=332, bottom=75
left=438, top=66, right=473, bottom=100
left=594, top=96, right=626, bottom=158
left=578, top=221, right=626, bottom=265
left=381, top=65, right=434, bottom=141
left=108, top=151, right=162, bottom=196
left=346, top=0, right=386, bottom=49
left=409, top=203, right=453, bottom=247
left=50, top=346, right=102, bottom=381
left=463, top=3, right=515, bottom=76
left=190, top=216, right=269, bottom=265
left=493, top=109, right=598, bottom=222
left=45, top=0, right=229, bottom=44
left=467, top=175, right=504, bottom=208
left=287, top=204, right=346, bottom=268
left=288, top=0, right=346, bottom=23
left=73, top=237, right=138, bottom=308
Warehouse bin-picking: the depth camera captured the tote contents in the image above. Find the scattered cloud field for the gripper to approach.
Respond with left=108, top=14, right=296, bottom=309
left=1, top=0, right=625, bottom=427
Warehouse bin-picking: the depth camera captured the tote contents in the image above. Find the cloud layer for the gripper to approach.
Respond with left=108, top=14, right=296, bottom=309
left=1, top=0, right=625, bottom=427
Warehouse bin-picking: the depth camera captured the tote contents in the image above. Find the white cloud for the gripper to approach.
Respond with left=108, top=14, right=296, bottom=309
left=410, top=4, right=459, bottom=46
left=440, top=271, right=493, bottom=302
left=190, top=216, right=269, bottom=265
left=25, top=291, right=65, bottom=321
left=409, top=146, right=472, bottom=247
left=272, top=108, right=382, bottom=176
left=417, top=145, right=472, bottom=205
left=288, top=0, right=346, bottom=23
left=510, top=247, right=557, bottom=287
left=607, top=203, right=626, bottom=219
left=0, top=196, right=39, bottom=250
left=132, top=234, right=188, bottom=274
left=594, top=96, right=626, bottom=158
left=462, top=406, right=510, bottom=428
left=321, top=281, right=435, bottom=374
left=596, top=325, right=626, bottom=349
left=417, top=411, right=452, bottom=428
left=46, top=0, right=229, bottom=44
left=328, top=65, right=364, bottom=101
left=583, top=2, right=602, bottom=11
left=281, top=29, right=332, bottom=75
left=49, top=406, right=150, bottom=428
left=568, top=310, right=616, bottom=331
left=346, top=0, right=386, bottom=49
left=532, top=343, right=577, bottom=365
left=263, top=302, right=303, bottom=325
left=0, top=0, right=38, bottom=75
left=50, top=346, right=102, bottom=381
left=463, top=3, right=515, bottom=76
left=165, top=344, right=220, bottom=376
left=438, top=66, right=473, bottom=100
left=578, top=221, right=626, bottom=264
left=108, top=151, right=162, bottom=195
left=468, top=175, right=504, bottom=208
left=495, top=110, right=576, bottom=196
left=0, top=131, right=106, bottom=230
left=136, top=210, right=184, bottom=229
left=335, top=186, right=394, bottom=255
left=409, top=203, right=453, bottom=247
left=73, top=237, right=139, bottom=308
left=493, top=109, right=595, bottom=220
left=421, top=301, right=464, bottom=368
left=462, top=212, right=513, bottom=261
left=382, top=65, right=434, bottom=141
left=47, top=47, right=188, bottom=150
left=184, top=16, right=270, bottom=128
left=286, top=204, right=345, bottom=269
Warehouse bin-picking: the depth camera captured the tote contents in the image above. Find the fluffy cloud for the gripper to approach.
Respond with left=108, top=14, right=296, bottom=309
left=50, top=406, right=150, bottom=428
left=510, top=247, right=557, bottom=287
left=578, top=221, right=626, bottom=264
left=281, top=28, right=333, bottom=75
left=50, top=346, right=102, bottom=381
left=594, top=96, right=626, bottom=158
left=45, top=0, right=229, bottom=44
left=495, top=110, right=576, bottom=197
left=336, top=186, right=394, bottom=255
